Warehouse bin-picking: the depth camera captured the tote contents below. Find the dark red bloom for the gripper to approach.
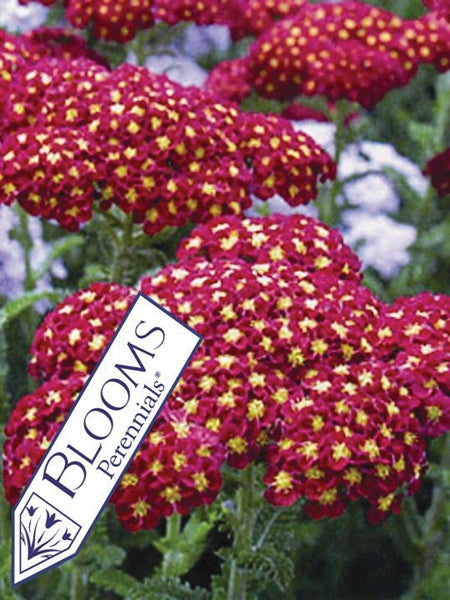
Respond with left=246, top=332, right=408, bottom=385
left=19, top=0, right=154, bottom=43
left=281, top=103, right=330, bottom=123
left=153, top=0, right=306, bottom=39
left=3, top=217, right=450, bottom=530
left=205, top=58, right=252, bottom=103
left=0, top=53, right=335, bottom=232
left=153, top=0, right=236, bottom=26
left=3, top=374, right=86, bottom=505
left=176, top=214, right=361, bottom=281
left=424, top=148, right=450, bottom=196
left=227, top=0, right=307, bottom=40
left=28, top=282, right=137, bottom=380
left=247, top=2, right=450, bottom=108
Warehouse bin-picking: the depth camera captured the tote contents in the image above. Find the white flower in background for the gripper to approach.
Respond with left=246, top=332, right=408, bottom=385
left=0, top=0, right=48, bottom=32
left=339, top=141, right=428, bottom=213
left=286, top=122, right=425, bottom=278
left=342, top=211, right=417, bottom=278
left=182, top=24, right=231, bottom=58
left=338, top=141, right=425, bottom=276
left=0, top=206, right=67, bottom=303
left=144, top=52, right=208, bottom=87
left=128, top=24, right=229, bottom=88
left=0, top=208, right=26, bottom=300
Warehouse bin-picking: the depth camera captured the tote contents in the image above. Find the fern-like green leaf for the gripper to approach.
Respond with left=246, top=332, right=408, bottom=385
left=140, top=575, right=211, bottom=600
left=0, top=291, right=64, bottom=329
left=90, top=568, right=142, bottom=598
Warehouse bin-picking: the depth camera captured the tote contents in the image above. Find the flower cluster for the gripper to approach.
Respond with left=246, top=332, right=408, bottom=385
left=0, top=26, right=107, bottom=111
left=229, top=0, right=307, bottom=40
left=153, top=0, right=236, bottom=27
left=0, top=45, right=335, bottom=232
left=28, top=282, right=137, bottom=380
left=205, top=57, right=252, bottom=103
left=177, top=213, right=362, bottom=280
left=4, top=215, right=449, bottom=530
left=206, top=2, right=450, bottom=108
left=154, top=0, right=306, bottom=40
left=19, top=0, right=154, bottom=42
left=66, top=0, right=154, bottom=43
left=424, top=148, right=450, bottom=196
left=113, top=419, right=225, bottom=531
left=3, top=374, right=87, bottom=505
left=18, top=0, right=304, bottom=42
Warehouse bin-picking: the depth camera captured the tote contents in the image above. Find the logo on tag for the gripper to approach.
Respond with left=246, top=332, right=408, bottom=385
left=12, top=292, right=202, bottom=586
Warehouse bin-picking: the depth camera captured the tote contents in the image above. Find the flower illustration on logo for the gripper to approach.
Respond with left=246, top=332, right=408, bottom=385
left=18, top=494, right=81, bottom=574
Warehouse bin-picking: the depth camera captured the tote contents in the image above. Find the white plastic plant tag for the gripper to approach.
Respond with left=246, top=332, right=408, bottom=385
left=12, top=292, right=202, bottom=586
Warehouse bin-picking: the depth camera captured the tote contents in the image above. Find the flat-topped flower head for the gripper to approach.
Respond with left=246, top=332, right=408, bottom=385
left=20, top=27, right=110, bottom=63
left=154, top=0, right=305, bottom=39
left=19, top=0, right=154, bottom=42
left=112, top=417, right=226, bottom=531
left=177, top=214, right=361, bottom=281
left=247, top=1, right=450, bottom=108
left=153, top=0, right=234, bottom=26
left=142, top=253, right=383, bottom=473
left=4, top=218, right=450, bottom=529
left=0, top=126, right=103, bottom=230
left=226, top=0, right=307, bottom=40
left=0, top=55, right=335, bottom=232
left=0, top=28, right=107, bottom=139
left=264, top=360, right=429, bottom=522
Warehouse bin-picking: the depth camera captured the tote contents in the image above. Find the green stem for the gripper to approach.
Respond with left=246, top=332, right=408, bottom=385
left=318, top=102, right=347, bottom=226
left=433, top=74, right=450, bottom=152
left=227, top=464, right=257, bottom=600
left=135, top=30, right=149, bottom=67
left=254, top=509, right=280, bottom=551
left=15, top=206, right=34, bottom=291
left=110, top=214, right=134, bottom=283
left=161, top=512, right=182, bottom=576
left=70, top=566, right=87, bottom=600
left=408, top=434, right=450, bottom=598
left=0, top=329, right=9, bottom=422
left=167, top=512, right=181, bottom=546
left=0, top=465, right=11, bottom=545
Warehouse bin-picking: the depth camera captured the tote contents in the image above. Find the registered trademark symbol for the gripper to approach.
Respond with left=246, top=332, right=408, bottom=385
left=155, top=371, right=161, bottom=379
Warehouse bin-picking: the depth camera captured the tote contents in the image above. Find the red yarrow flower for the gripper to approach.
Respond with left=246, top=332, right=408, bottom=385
left=3, top=216, right=450, bottom=530
left=3, top=373, right=86, bottom=505
left=247, top=2, right=450, bottom=108
left=28, top=282, right=137, bottom=380
left=205, top=58, right=252, bottom=103
left=153, top=0, right=306, bottom=40
left=0, top=52, right=335, bottom=232
left=177, top=214, right=362, bottom=281
left=19, top=0, right=154, bottom=43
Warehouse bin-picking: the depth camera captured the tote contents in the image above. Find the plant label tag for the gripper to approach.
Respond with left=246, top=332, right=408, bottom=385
left=12, top=292, right=202, bottom=586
